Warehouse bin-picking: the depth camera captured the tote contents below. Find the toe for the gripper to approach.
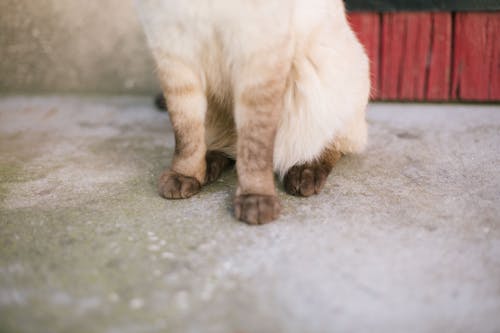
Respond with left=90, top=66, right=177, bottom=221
left=299, top=168, right=315, bottom=197
left=283, top=166, right=301, bottom=195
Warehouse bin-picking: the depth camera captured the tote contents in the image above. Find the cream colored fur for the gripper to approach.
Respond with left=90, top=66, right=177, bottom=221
left=135, top=0, right=369, bottom=178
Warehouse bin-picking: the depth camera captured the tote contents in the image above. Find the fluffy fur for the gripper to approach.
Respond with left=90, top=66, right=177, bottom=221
left=134, top=0, right=370, bottom=223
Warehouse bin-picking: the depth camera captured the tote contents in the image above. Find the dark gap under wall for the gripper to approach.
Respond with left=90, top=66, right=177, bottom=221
left=344, top=0, right=500, bottom=12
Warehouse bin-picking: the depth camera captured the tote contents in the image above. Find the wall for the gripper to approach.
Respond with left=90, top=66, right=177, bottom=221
left=350, top=12, right=500, bottom=101
left=0, top=0, right=158, bottom=94
left=1, top=1, right=498, bottom=101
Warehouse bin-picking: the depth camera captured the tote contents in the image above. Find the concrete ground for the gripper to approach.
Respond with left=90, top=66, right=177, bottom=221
left=0, top=96, right=499, bottom=333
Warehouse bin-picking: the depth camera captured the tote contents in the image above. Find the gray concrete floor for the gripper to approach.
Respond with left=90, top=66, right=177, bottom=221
left=0, top=96, right=499, bottom=333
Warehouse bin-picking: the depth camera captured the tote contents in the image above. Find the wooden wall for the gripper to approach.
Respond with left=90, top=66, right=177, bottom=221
left=348, top=12, right=499, bottom=101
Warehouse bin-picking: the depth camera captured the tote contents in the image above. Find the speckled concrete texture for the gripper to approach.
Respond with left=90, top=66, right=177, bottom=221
left=0, top=96, right=499, bottom=333
left=0, top=1, right=157, bottom=94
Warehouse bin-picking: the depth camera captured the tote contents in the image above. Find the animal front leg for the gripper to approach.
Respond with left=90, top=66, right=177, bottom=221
left=233, top=72, right=289, bottom=224
left=156, top=57, right=207, bottom=199
left=234, top=121, right=282, bottom=224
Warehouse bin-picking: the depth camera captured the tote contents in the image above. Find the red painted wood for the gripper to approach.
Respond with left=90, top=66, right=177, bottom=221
left=348, top=12, right=498, bottom=102
left=452, top=13, right=500, bottom=101
left=348, top=13, right=381, bottom=99
left=380, top=13, right=452, bottom=101
left=426, top=13, right=452, bottom=100
left=380, top=13, right=412, bottom=100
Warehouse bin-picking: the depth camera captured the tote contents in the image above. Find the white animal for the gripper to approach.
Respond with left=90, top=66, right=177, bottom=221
left=134, top=0, right=370, bottom=224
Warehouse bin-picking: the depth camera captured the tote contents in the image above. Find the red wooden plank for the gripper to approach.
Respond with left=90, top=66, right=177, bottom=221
left=426, top=13, right=452, bottom=100
left=452, top=13, right=500, bottom=101
left=380, top=13, right=452, bottom=101
left=348, top=13, right=381, bottom=99
left=380, top=13, right=425, bottom=100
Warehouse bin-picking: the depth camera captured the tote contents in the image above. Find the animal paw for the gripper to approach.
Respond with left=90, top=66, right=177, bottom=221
left=158, top=170, right=201, bottom=199
left=283, top=163, right=331, bottom=197
left=234, top=194, right=281, bottom=225
left=205, top=151, right=234, bottom=184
